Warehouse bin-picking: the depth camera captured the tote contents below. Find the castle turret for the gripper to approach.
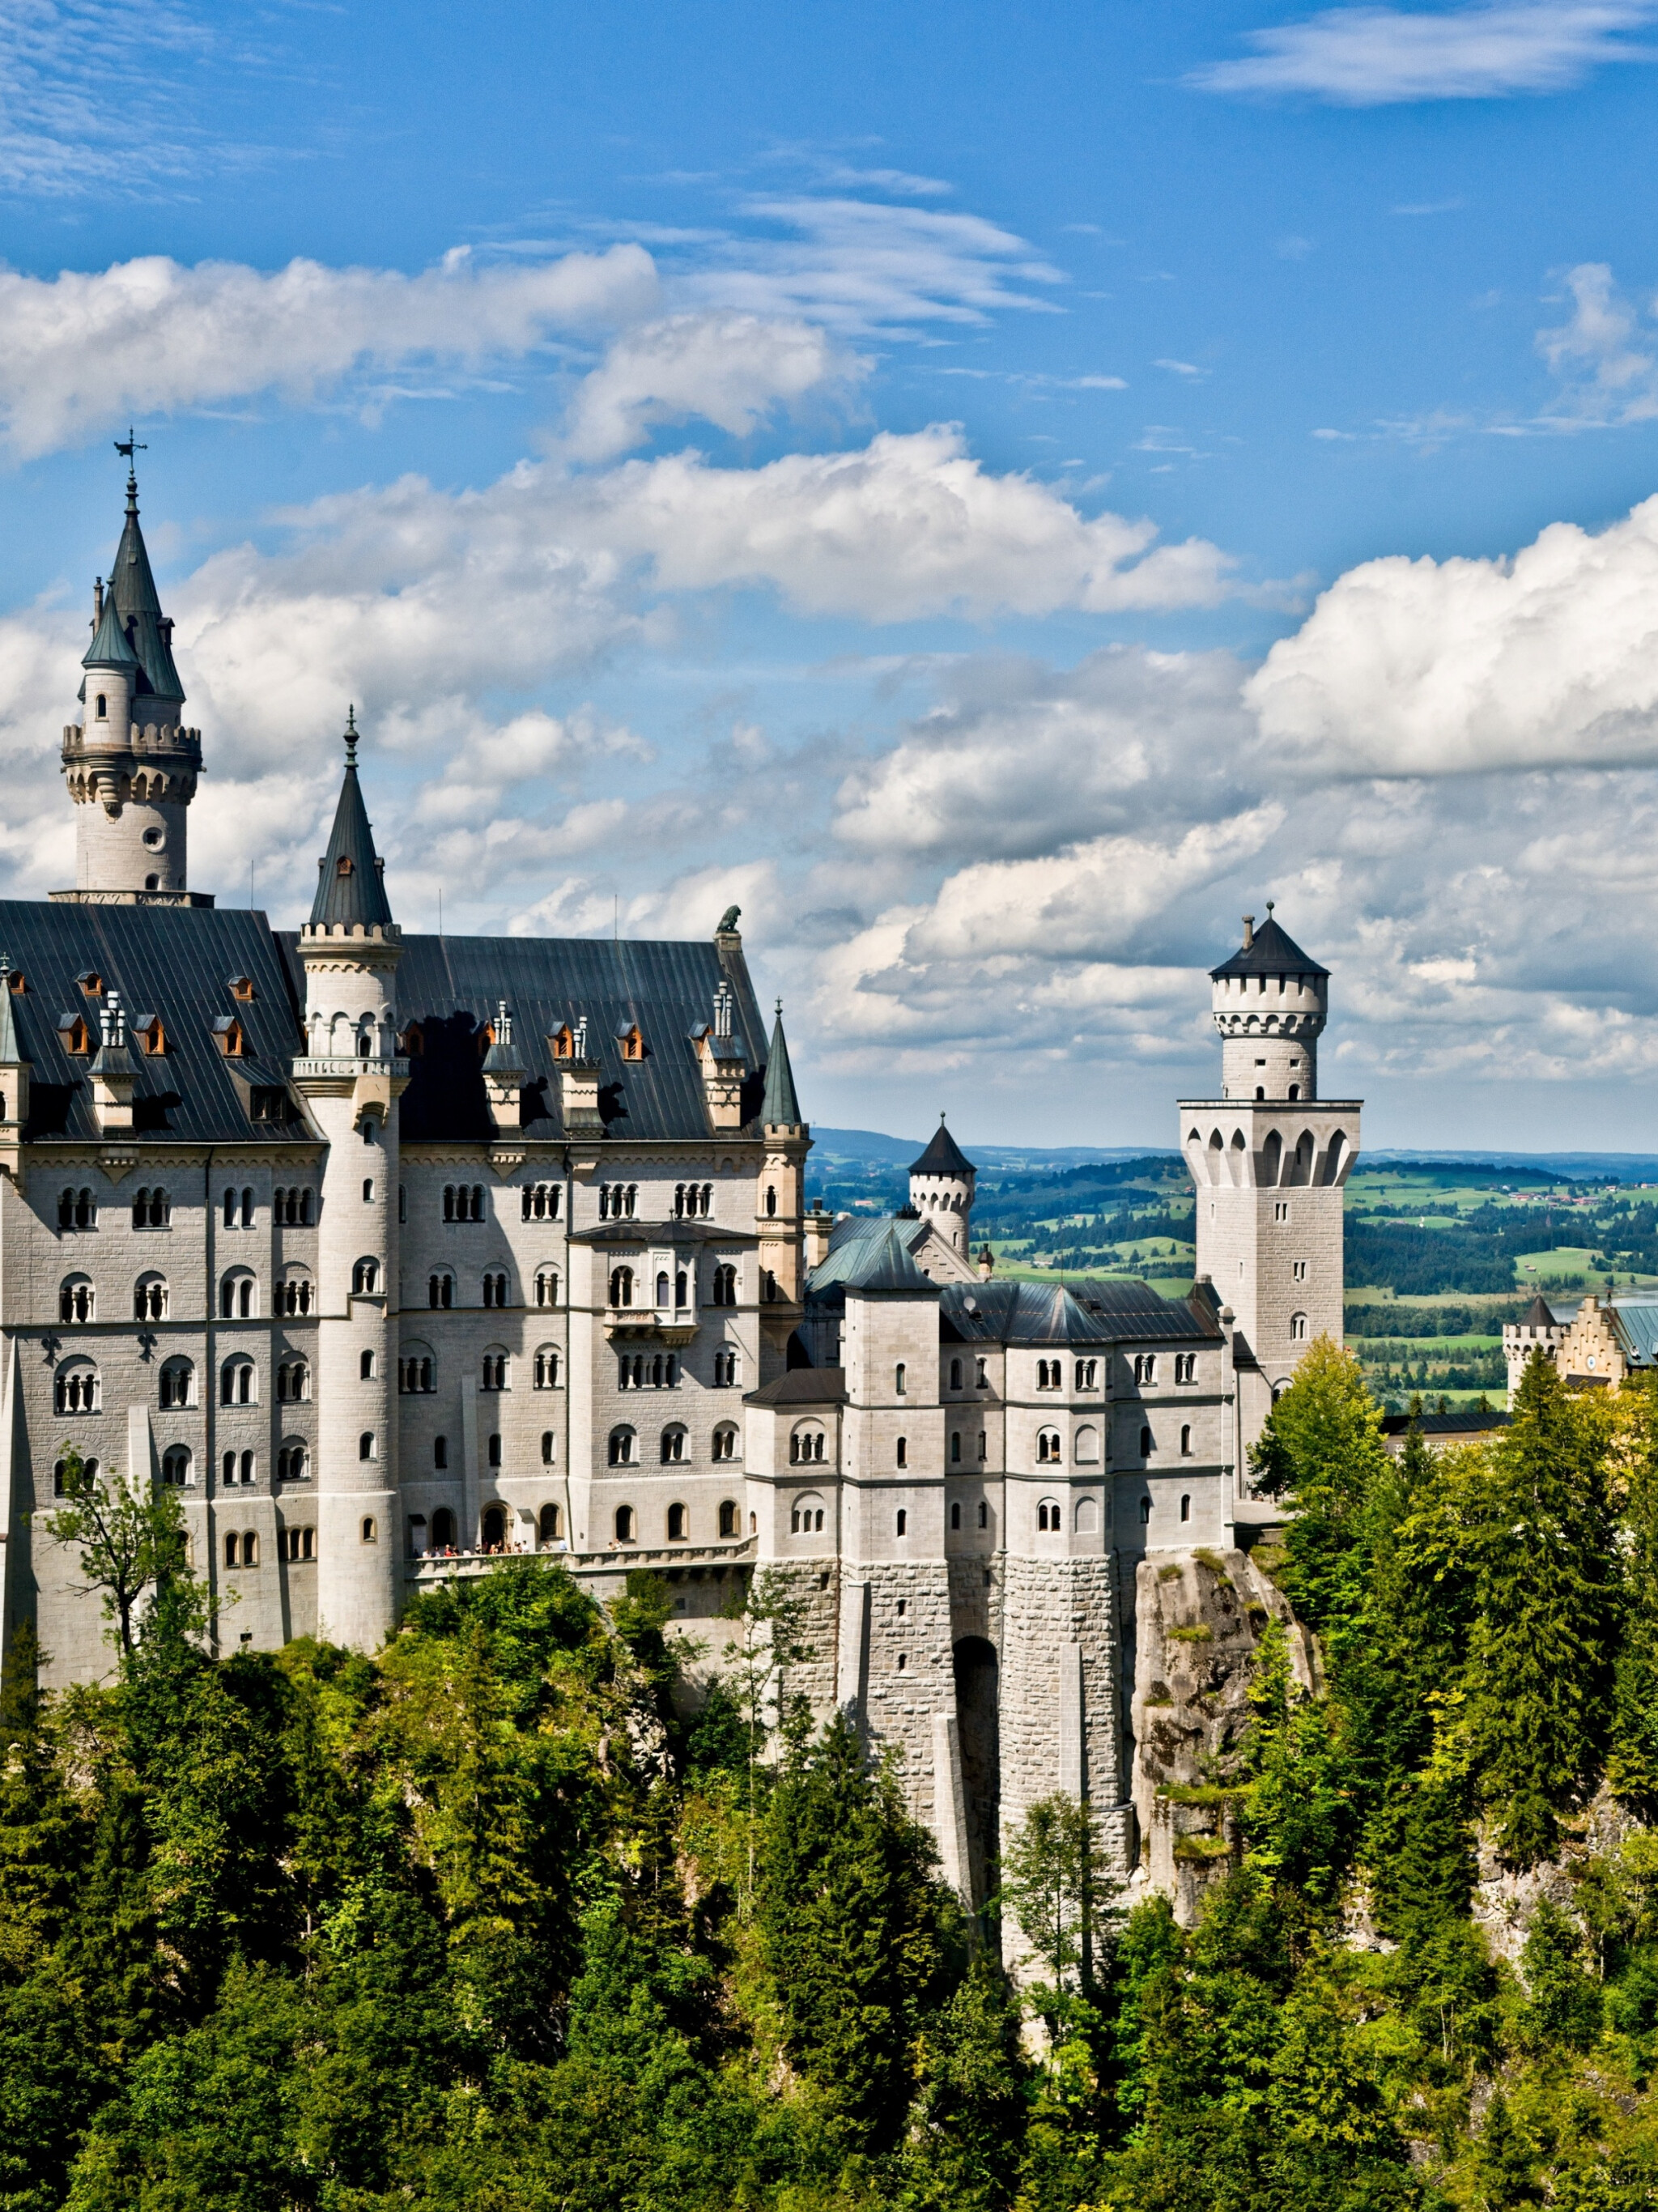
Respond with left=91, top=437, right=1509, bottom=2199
left=291, top=713, right=406, bottom=1648
left=57, top=448, right=204, bottom=905
left=1179, top=907, right=1360, bottom=1478
left=757, top=1003, right=810, bottom=1359
left=908, top=1116, right=976, bottom=1263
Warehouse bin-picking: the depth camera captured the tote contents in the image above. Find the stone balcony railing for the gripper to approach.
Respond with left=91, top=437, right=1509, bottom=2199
left=405, top=1536, right=755, bottom=1585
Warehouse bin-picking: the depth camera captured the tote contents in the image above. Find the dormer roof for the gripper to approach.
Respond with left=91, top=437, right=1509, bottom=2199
left=1210, top=914, right=1328, bottom=981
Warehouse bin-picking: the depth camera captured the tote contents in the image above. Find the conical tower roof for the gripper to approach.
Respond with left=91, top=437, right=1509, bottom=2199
left=1210, top=910, right=1328, bottom=981
left=82, top=584, right=142, bottom=672
left=761, top=1002, right=802, bottom=1126
left=106, top=460, right=184, bottom=708
left=909, top=1113, right=974, bottom=1178
left=309, top=714, right=395, bottom=929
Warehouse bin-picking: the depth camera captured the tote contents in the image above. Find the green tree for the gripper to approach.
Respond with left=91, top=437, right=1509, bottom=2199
left=996, top=1793, right=1120, bottom=2026
left=757, top=1708, right=954, bottom=2149
left=37, top=1450, right=207, bottom=1665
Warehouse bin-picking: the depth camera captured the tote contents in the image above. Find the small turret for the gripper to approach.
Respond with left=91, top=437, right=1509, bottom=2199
left=482, top=1000, right=527, bottom=1132
left=908, top=1114, right=976, bottom=1263
left=1209, top=902, right=1329, bottom=1102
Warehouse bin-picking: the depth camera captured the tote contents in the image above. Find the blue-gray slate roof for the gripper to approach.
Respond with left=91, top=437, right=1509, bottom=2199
left=0, top=903, right=303, bottom=1143
left=309, top=745, right=395, bottom=930
left=108, top=481, right=185, bottom=708
left=909, top=1115, right=974, bottom=1177
left=760, top=1006, right=802, bottom=1126
left=278, top=929, right=772, bottom=1144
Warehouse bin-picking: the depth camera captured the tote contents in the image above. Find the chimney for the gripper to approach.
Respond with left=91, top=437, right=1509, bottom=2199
left=1242, top=913, right=1255, bottom=950
left=804, top=1204, right=833, bottom=1272
left=978, top=1243, right=994, bottom=1281
left=558, top=1015, right=605, bottom=1135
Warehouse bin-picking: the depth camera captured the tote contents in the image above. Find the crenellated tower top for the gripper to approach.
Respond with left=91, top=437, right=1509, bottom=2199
left=1209, top=904, right=1329, bottom=1103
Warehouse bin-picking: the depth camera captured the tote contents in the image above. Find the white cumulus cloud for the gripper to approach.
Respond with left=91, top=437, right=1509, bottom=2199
left=0, top=244, right=658, bottom=456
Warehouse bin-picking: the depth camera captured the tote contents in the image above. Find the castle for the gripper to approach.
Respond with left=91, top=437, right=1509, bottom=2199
left=0, top=470, right=1362, bottom=1907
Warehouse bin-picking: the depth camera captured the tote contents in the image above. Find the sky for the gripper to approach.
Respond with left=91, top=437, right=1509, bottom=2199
left=7, top=3, right=1658, bottom=1149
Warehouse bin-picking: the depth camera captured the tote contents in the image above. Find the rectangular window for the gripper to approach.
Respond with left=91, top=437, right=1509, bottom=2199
left=1292, top=1258, right=1307, bottom=1283
left=1273, top=1201, right=1290, bottom=1223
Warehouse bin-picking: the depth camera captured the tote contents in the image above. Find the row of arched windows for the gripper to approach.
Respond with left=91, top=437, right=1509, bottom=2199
left=607, top=1423, right=738, bottom=1466
left=619, top=1352, right=678, bottom=1389
left=444, top=1184, right=485, bottom=1222
left=674, top=1183, right=712, bottom=1217
left=521, top=1183, right=561, bottom=1220
left=132, top=1186, right=170, bottom=1228
left=598, top=1183, right=637, bottom=1219
left=611, top=1499, right=742, bottom=1544
left=274, top=1186, right=316, bottom=1226
left=57, top=1188, right=96, bottom=1231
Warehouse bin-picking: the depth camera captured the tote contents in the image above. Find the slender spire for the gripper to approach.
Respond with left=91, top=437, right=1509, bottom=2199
left=308, top=713, right=395, bottom=929
left=762, top=999, right=803, bottom=1127
left=104, top=433, right=182, bottom=708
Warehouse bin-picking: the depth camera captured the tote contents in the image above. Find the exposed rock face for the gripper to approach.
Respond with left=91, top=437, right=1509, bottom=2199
left=1472, top=1786, right=1644, bottom=1968
left=1129, top=1545, right=1317, bottom=1922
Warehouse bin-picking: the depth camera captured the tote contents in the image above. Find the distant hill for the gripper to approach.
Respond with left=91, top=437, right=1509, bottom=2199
left=812, top=1127, right=1172, bottom=1172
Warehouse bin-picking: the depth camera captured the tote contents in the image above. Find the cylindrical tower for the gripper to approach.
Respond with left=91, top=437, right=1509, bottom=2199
left=908, top=1116, right=976, bottom=1262
left=291, top=717, right=406, bottom=1650
left=61, top=463, right=202, bottom=903
left=1211, top=904, right=1327, bottom=1101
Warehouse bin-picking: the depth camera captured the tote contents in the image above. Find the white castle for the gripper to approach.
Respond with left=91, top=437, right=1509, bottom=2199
left=0, top=471, right=1361, bottom=1905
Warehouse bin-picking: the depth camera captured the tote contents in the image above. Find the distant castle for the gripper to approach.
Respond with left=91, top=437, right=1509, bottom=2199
left=0, top=470, right=1363, bottom=1912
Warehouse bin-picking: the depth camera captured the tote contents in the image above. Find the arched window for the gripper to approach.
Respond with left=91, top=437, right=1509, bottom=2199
left=95, top=692, right=106, bottom=719
left=359, top=1348, right=375, bottom=1380
left=352, top=1257, right=380, bottom=1296
left=1075, top=1497, right=1099, bottom=1534
left=675, top=1270, right=688, bottom=1308
left=666, top=1502, right=687, bottom=1541
left=132, top=1186, right=171, bottom=1229
left=718, top=1499, right=739, bottom=1538
left=481, top=1351, right=508, bottom=1391
left=533, top=1347, right=559, bottom=1389
left=713, top=1347, right=739, bottom=1387
left=1038, top=1499, right=1061, bottom=1533
left=428, top=1270, right=454, bottom=1309
left=534, top=1268, right=559, bottom=1308
left=53, top=1455, right=96, bottom=1496
left=765, top=1185, right=777, bottom=1217
left=712, top=1263, right=737, bottom=1306
left=655, top=1270, right=670, bottom=1307
left=789, top=1491, right=827, bottom=1535
left=608, top=1426, right=636, bottom=1466
left=1037, top=1427, right=1061, bottom=1465
left=359, top=1431, right=376, bottom=1461
left=789, top=1423, right=826, bottom=1465
left=224, top=1531, right=240, bottom=1568
left=360, top=1516, right=376, bottom=1542
left=220, top=1359, right=255, bottom=1406
left=895, top=1436, right=908, bottom=1468
left=58, top=1188, right=96, bottom=1230
left=614, top=1504, right=636, bottom=1543
left=277, top=1359, right=310, bottom=1403
left=161, top=1446, right=192, bottom=1487
left=220, top=1270, right=256, bottom=1319
left=661, top=1425, right=686, bottom=1464
left=895, top=1508, right=908, bottom=1535
left=522, top=1183, right=561, bottom=1221
left=277, top=1442, right=309, bottom=1483
left=1290, top=1311, right=1309, bottom=1342
left=949, top=1359, right=962, bottom=1390
left=1180, top=1424, right=1192, bottom=1457
left=58, top=1275, right=94, bottom=1325
left=159, top=1356, right=193, bottom=1410
left=483, top=1269, right=508, bottom=1308
left=712, top=1423, right=738, bottom=1462
left=1180, top=1493, right=1192, bottom=1523
left=282, top=1526, right=316, bottom=1563
left=609, top=1266, right=634, bottom=1308
left=538, top=1503, right=563, bottom=1546
left=1074, top=1424, right=1099, bottom=1464
left=279, top=1274, right=313, bottom=1317
left=950, top=1501, right=961, bottom=1529
left=399, top=1351, right=436, bottom=1393
left=53, top=1360, right=100, bottom=1416
left=895, top=1361, right=907, bottom=1395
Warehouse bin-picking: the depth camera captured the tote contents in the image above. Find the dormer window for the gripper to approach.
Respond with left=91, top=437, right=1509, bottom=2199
left=75, top=971, right=103, bottom=998
left=337, top=855, right=354, bottom=878
left=212, top=1017, right=244, bottom=1057
left=134, top=1014, right=166, bottom=1056
left=58, top=1015, right=90, bottom=1055
left=551, top=1024, right=574, bottom=1059
left=618, top=1023, right=644, bottom=1061
left=401, top=1023, right=424, bottom=1057
left=227, top=976, right=254, bottom=1003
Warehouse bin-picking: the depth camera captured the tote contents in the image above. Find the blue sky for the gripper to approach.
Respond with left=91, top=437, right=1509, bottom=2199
left=6, top=2, right=1658, bottom=1148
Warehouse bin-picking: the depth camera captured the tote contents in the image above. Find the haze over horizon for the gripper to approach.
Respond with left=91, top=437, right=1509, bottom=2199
left=6, top=2, right=1658, bottom=1149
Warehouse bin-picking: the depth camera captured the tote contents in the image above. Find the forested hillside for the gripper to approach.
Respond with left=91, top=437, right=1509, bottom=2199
left=8, top=1359, right=1658, bottom=2209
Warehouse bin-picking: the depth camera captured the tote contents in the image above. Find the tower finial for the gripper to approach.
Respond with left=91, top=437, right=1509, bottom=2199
left=1266, top=898, right=1275, bottom=916
left=113, top=428, right=145, bottom=511
left=345, top=705, right=358, bottom=768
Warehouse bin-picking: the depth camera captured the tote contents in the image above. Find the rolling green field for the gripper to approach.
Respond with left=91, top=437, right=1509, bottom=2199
left=805, top=1145, right=1658, bottom=1414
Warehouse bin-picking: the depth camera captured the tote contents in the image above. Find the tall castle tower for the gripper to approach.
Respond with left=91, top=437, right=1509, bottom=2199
left=291, top=717, right=407, bottom=1648
left=756, top=1003, right=810, bottom=1374
left=908, top=1117, right=976, bottom=1263
left=57, top=449, right=205, bottom=905
left=1179, top=908, right=1360, bottom=1457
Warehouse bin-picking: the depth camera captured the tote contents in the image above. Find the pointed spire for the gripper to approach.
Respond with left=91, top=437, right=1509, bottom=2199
left=762, top=999, right=803, bottom=1127
left=104, top=435, right=183, bottom=708
left=308, top=713, right=395, bottom=929
left=83, top=583, right=141, bottom=671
